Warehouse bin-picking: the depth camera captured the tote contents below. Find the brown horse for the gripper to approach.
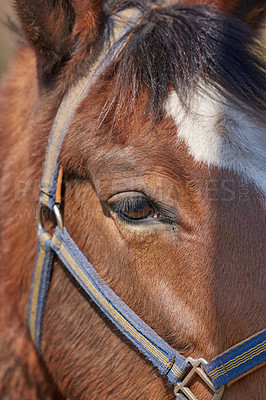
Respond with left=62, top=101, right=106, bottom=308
left=0, top=0, right=265, bottom=399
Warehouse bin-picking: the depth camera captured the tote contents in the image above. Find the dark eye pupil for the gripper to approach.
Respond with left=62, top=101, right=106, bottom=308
left=119, top=198, right=156, bottom=221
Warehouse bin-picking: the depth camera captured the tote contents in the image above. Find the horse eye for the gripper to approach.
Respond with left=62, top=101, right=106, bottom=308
left=111, top=195, right=159, bottom=222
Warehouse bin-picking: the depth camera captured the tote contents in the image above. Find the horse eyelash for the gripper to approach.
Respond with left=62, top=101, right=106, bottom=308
left=111, top=194, right=177, bottom=225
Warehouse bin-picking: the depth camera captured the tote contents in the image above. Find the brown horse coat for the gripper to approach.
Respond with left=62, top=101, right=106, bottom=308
left=0, top=1, right=265, bottom=399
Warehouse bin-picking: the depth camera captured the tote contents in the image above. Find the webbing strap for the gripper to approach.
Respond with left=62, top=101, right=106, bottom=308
left=204, top=330, right=266, bottom=389
left=40, top=8, right=142, bottom=210
left=50, top=227, right=189, bottom=384
left=29, top=224, right=266, bottom=388
left=28, top=230, right=54, bottom=352
left=29, top=5, right=190, bottom=383
left=28, top=5, right=266, bottom=394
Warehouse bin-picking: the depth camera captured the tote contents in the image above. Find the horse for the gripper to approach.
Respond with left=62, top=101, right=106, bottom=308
left=0, top=0, right=265, bottom=399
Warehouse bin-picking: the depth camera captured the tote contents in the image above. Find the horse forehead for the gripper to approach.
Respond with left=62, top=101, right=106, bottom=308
left=165, top=88, right=266, bottom=194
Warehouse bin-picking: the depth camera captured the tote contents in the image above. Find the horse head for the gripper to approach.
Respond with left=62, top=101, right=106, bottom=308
left=0, top=0, right=265, bottom=399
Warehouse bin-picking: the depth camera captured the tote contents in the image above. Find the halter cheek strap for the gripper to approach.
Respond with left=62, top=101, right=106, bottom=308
left=28, top=7, right=266, bottom=400
left=39, top=7, right=142, bottom=211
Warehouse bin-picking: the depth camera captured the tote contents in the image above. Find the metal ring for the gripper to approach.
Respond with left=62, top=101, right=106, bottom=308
left=174, top=357, right=225, bottom=400
left=36, top=203, right=63, bottom=232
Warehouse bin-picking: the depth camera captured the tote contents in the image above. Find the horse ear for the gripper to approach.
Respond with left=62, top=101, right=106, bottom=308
left=178, top=1, right=266, bottom=29
left=14, top=0, right=103, bottom=74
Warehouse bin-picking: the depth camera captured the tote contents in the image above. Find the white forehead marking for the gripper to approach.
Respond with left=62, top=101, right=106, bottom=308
left=165, top=88, right=266, bottom=193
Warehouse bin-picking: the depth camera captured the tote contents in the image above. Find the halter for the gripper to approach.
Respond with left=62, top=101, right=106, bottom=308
left=28, top=7, right=266, bottom=400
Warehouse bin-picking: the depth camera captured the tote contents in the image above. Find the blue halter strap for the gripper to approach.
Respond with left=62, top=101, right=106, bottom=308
left=28, top=7, right=266, bottom=400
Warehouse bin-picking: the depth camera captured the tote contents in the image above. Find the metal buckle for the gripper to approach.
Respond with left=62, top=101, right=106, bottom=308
left=174, top=357, right=225, bottom=400
left=36, top=203, right=63, bottom=232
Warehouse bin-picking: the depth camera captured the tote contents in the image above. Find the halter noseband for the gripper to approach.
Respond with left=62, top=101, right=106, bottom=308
left=28, top=7, right=266, bottom=400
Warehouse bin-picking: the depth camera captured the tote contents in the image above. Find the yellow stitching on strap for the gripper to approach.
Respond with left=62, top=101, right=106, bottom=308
left=29, top=232, right=52, bottom=341
left=208, top=340, right=266, bottom=379
left=224, top=346, right=266, bottom=373
left=59, top=242, right=175, bottom=370
left=29, top=246, right=46, bottom=341
left=170, top=363, right=182, bottom=377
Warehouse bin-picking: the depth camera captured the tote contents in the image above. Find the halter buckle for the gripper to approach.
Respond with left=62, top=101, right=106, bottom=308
left=174, top=357, right=224, bottom=400
left=36, top=203, right=63, bottom=232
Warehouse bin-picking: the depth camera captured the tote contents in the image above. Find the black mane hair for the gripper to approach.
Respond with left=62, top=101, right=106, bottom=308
left=103, top=1, right=266, bottom=120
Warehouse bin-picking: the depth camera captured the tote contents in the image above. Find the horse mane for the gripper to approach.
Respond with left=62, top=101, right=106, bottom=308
left=102, top=2, right=266, bottom=121
left=8, top=0, right=265, bottom=121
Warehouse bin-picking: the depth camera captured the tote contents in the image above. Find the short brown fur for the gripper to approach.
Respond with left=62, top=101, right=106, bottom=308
left=0, top=1, right=265, bottom=399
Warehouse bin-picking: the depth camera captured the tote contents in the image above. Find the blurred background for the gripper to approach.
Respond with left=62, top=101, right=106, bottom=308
left=0, top=0, right=16, bottom=79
